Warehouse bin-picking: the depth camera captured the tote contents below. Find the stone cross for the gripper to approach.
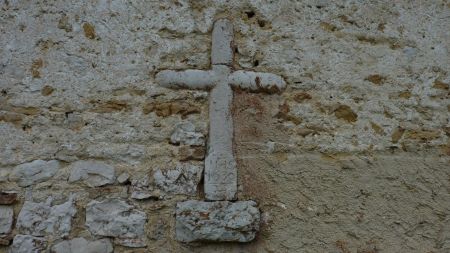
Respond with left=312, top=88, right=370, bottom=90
left=156, top=19, right=286, bottom=201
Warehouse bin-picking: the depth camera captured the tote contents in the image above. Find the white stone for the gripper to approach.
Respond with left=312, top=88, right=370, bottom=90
left=9, top=235, right=47, bottom=253
left=0, top=206, right=13, bottom=234
left=175, top=200, right=260, bottom=242
left=154, top=163, right=203, bottom=196
left=16, top=196, right=76, bottom=237
left=9, top=160, right=60, bottom=187
left=85, top=199, right=147, bottom=247
left=51, top=238, right=113, bottom=253
left=228, top=70, right=286, bottom=93
left=170, top=122, right=205, bottom=147
left=68, top=161, right=115, bottom=187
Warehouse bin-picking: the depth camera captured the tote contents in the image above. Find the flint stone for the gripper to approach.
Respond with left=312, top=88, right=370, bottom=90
left=170, top=122, right=205, bottom=146
left=51, top=238, right=113, bottom=253
left=175, top=200, right=260, bottom=242
left=68, top=161, right=115, bottom=187
left=85, top=199, right=147, bottom=247
left=0, top=206, right=13, bottom=234
left=154, top=163, right=203, bottom=196
left=9, top=235, right=47, bottom=253
left=16, top=196, right=76, bottom=237
left=9, top=160, right=60, bottom=187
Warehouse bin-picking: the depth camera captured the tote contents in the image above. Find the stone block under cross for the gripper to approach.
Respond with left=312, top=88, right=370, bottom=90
left=156, top=19, right=286, bottom=201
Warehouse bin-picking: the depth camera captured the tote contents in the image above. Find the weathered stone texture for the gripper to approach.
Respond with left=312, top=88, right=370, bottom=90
left=68, top=161, right=115, bottom=187
left=16, top=197, right=76, bottom=237
left=170, top=122, right=205, bottom=146
left=85, top=199, right=147, bottom=247
left=51, top=238, right=113, bottom=253
left=0, top=207, right=13, bottom=235
left=175, top=200, right=260, bottom=242
left=9, top=235, right=47, bottom=253
left=154, top=163, right=203, bottom=196
left=9, top=160, right=60, bottom=187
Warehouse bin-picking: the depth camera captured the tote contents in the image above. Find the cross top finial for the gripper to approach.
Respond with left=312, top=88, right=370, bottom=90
left=156, top=18, right=286, bottom=201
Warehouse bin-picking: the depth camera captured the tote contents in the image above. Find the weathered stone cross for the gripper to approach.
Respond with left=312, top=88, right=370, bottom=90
left=156, top=19, right=286, bottom=242
left=156, top=19, right=286, bottom=201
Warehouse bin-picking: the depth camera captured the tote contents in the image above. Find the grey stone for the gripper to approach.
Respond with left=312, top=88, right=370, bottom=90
left=9, top=235, right=47, bottom=253
left=0, top=206, right=13, bottom=234
left=85, top=199, right=147, bottom=247
left=9, top=160, right=60, bottom=187
left=68, top=161, right=115, bottom=187
left=211, top=19, right=234, bottom=65
left=16, top=196, right=76, bottom=237
left=51, top=238, right=113, bottom=253
left=130, top=175, right=161, bottom=200
left=154, top=163, right=202, bottom=196
left=117, top=172, right=130, bottom=184
left=170, top=122, right=205, bottom=147
left=156, top=19, right=286, bottom=201
left=0, top=168, right=9, bottom=182
left=175, top=200, right=260, bottom=242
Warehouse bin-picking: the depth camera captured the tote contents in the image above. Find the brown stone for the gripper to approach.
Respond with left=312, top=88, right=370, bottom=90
left=41, top=85, right=54, bottom=96
left=83, top=23, right=96, bottom=39
left=365, top=74, right=386, bottom=85
left=179, top=146, right=205, bottom=161
left=391, top=127, right=405, bottom=143
left=142, top=101, right=201, bottom=118
left=334, top=105, right=358, bottom=123
left=0, top=192, right=17, bottom=205
left=433, top=80, right=449, bottom=90
left=292, top=92, right=312, bottom=103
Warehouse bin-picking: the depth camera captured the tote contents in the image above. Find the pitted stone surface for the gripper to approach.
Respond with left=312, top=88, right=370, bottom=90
left=16, top=196, right=76, bottom=237
left=9, top=160, right=60, bottom=187
left=9, top=235, right=47, bottom=253
left=169, top=122, right=205, bottom=147
left=156, top=19, right=286, bottom=201
left=154, top=163, right=203, bottom=196
left=85, top=199, right=147, bottom=247
left=68, top=160, right=115, bottom=187
left=52, top=238, right=113, bottom=253
left=175, top=200, right=260, bottom=242
left=0, top=206, right=13, bottom=235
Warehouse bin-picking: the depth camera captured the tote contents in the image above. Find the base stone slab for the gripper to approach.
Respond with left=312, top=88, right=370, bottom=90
left=175, top=200, right=260, bottom=243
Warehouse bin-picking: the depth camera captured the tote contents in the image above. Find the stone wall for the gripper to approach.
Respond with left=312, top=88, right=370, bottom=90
left=1, top=0, right=449, bottom=252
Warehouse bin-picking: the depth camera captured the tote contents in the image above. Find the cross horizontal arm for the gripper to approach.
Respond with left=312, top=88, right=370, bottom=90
left=228, top=70, right=286, bottom=93
left=155, top=70, right=218, bottom=90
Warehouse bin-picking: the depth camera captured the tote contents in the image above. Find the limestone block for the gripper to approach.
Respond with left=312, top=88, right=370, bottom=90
left=16, top=196, right=76, bottom=237
left=9, top=160, right=60, bottom=187
left=9, top=235, right=47, bottom=253
left=85, top=199, right=147, bottom=247
left=154, top=163, right=203, bottom=196
left=170, top=122, right=205, bottom=146
left=0, top=206, right=13, bottom=234
left=68, top=161, right=115, bottom=187
left=175, top=200, right=260, bottom=242
left=117, top=172, right=130, bottom=184
left=51, top=238, right=113, bottom=253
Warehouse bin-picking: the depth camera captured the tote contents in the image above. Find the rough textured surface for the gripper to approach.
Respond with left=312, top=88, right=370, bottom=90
left=16, top=197, right=76, bottom=237
left=68, top=160, right=115, bottom=187
left=170, top=122, right=205, bottom=147
left=176, top=200, right=260, bottom=242
left=0, top=207, right=13, bottom=235
left=1, top=0, right=449, bottom=252
left=9, top=235, right=46, bottom=253
left=9, top=160, right=60, bottom=187
left=51, top=238, right=113, bottom=253
left=154, top=163, right=203, bottom=196
left=85, top=199, right=147, bottom=247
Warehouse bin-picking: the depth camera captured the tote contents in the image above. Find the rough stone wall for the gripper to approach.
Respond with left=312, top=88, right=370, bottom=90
left=1, top=0, right=449, bottom=252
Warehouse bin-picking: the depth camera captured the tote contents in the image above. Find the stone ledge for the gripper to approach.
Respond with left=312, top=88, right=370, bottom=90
left=175, top=200, right=260, bottom=243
